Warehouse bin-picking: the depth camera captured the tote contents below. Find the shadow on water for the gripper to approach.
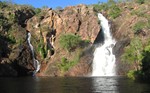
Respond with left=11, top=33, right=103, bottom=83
left=0, top=76, right=150, bottom=93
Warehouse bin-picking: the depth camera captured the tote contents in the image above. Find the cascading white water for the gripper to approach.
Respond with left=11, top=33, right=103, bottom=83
left=27, top=32, right=41, bottom=75
left=92, top=13, right=116, bottom=76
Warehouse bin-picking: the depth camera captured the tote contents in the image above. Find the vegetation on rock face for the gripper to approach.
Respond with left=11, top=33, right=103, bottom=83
left=58, top=48, right=82, bottom=74
left=59, top=34, right=83, bottom=52
left=121, top=37, right=143, bottom=79
left=136, top=0, right=145, bottom=4
left=141, top=41, right=150, bottom=81
left=0, top=1, right=36, bottom=76
left=58, top=57, right=76, bottom=72
left=58, top=34, right=90, bottom=74
left=121, top=37, right=150, bottom=81
left=108, top=5, right=121, bottom=19
left=121, top=37, right=143, bottom=69
left=93, top=0, right=121, bottom=19
left=132, top=21, right=145, bottom=34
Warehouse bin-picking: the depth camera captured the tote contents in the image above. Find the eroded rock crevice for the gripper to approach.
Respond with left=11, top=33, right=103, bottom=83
left=46, top=28, right=56, bottom=57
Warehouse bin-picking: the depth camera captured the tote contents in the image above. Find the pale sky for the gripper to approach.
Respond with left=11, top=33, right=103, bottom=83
left=10, top=0, right=107, bottom=8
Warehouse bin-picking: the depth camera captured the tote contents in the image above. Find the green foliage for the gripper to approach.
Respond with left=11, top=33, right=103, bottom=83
left=108, top=5, right=121, bottom=19
left=131, top=5, right=148, bottom=18
left=0, top=13, right=6, bottom=25
left=121, top=37, right=143, bottom=69
left=0, top=1, right=7, bottom=8
left=7, top=34, right=16, bottom=44
left=93, top=3, right=109, bottom=12
left=59, top=34, right=82, bottom=52
left=132, top=21, right=145, bottom=34
left=93, top=0, right=121, bottom=19
left=122, top=37, right=150, bottom=81
left=147, top=19, right=150, bottom=29
left=8, top=13, right=17, bottom=23
left=127, top=70, right=142, bottom=80
left=34, top=8, right=41, bottom=14
left=37, top=39, right=47, bottom=59
left=55, top=6, right=63, bottom=10
left=58, top=48, right=82, bottom=73
left=136, top=0, right=145, bottom=4
left=58, top=57, right=77, bottom=72
left=0, top=34, right=16, bottom=44
left=93, top=0, right=116, bottom=12
left=127, top=70, right=136, bottom=80
left=108, top=0, right=116, bottom=5
left=141, top=42, right=150, bottom=80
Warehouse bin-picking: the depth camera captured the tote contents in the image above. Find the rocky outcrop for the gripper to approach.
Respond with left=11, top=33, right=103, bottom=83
left=0, top=3, right=101, bottom=77
left=26, top=4, right=100, bottom=76
left=27, top=4, right=100, bottom=44
left=0, top=4, right=36, bottom=76
left=13, top=43, right=36, bottom=76
left=15, top=7, right=35, bottom=27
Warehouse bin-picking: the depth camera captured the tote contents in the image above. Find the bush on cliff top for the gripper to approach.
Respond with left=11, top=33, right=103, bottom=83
left=108, top=5, right=121, bottom=19
left=136, top=0, right=145, bottom=4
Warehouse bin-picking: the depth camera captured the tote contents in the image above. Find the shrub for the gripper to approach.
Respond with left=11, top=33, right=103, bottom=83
left=37, top=39, right=47, bottom=59
left=55, top=6, right=63, bottom=11
left=136, top=0, right=145, bottom=4
left=34, top=8, right=41, bottom=14
left=58, top=57, right=76, bottom=72
left=127, top=70, right=136, bottom=80
left=93, top=3, right=109, bottom=12
left=59, top=34, right=82, bottom=52
left=132, top=21, right=145, bottom=34
left=108, top=5, right=121, bottom=19
left=127, top=70, right=142, bottom=80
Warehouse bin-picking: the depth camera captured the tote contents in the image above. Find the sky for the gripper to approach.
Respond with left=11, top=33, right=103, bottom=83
left=9, top=0, right=107, bottom=9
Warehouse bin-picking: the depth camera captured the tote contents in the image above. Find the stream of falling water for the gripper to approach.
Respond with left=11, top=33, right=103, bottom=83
left=92, top=13, right=116, bottom=76
left=27, top=32, right=40, bottom=75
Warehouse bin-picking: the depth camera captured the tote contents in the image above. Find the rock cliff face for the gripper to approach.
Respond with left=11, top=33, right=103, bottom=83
left=0, top=3, right=35, bottom=76
left=0, top=3, right=101, bottom=76
left=27, top=4, right=100, bottom=44
left=26, top=4, right=100, bottom=76
left=1, top=1, right=149, bottom=77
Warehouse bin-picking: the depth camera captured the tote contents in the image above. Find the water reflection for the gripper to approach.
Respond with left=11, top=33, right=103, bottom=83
left=0, top=77, right=150, bottom=93
left=0, top=77, right=38, bottom=93
left=92, top=77, right=119, bottom=93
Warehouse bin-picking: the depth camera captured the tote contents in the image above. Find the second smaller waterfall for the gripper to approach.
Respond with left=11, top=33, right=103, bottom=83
left=27, top=32, right=41, bottom=75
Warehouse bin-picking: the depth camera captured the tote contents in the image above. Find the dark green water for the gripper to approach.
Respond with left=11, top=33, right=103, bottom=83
left=0, top=76, right=150, bottom=93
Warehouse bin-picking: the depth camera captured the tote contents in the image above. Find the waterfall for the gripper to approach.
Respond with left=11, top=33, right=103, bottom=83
left=27, top=32, right=41, bottom=75
left=92, top=13, right=116, bottom=76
